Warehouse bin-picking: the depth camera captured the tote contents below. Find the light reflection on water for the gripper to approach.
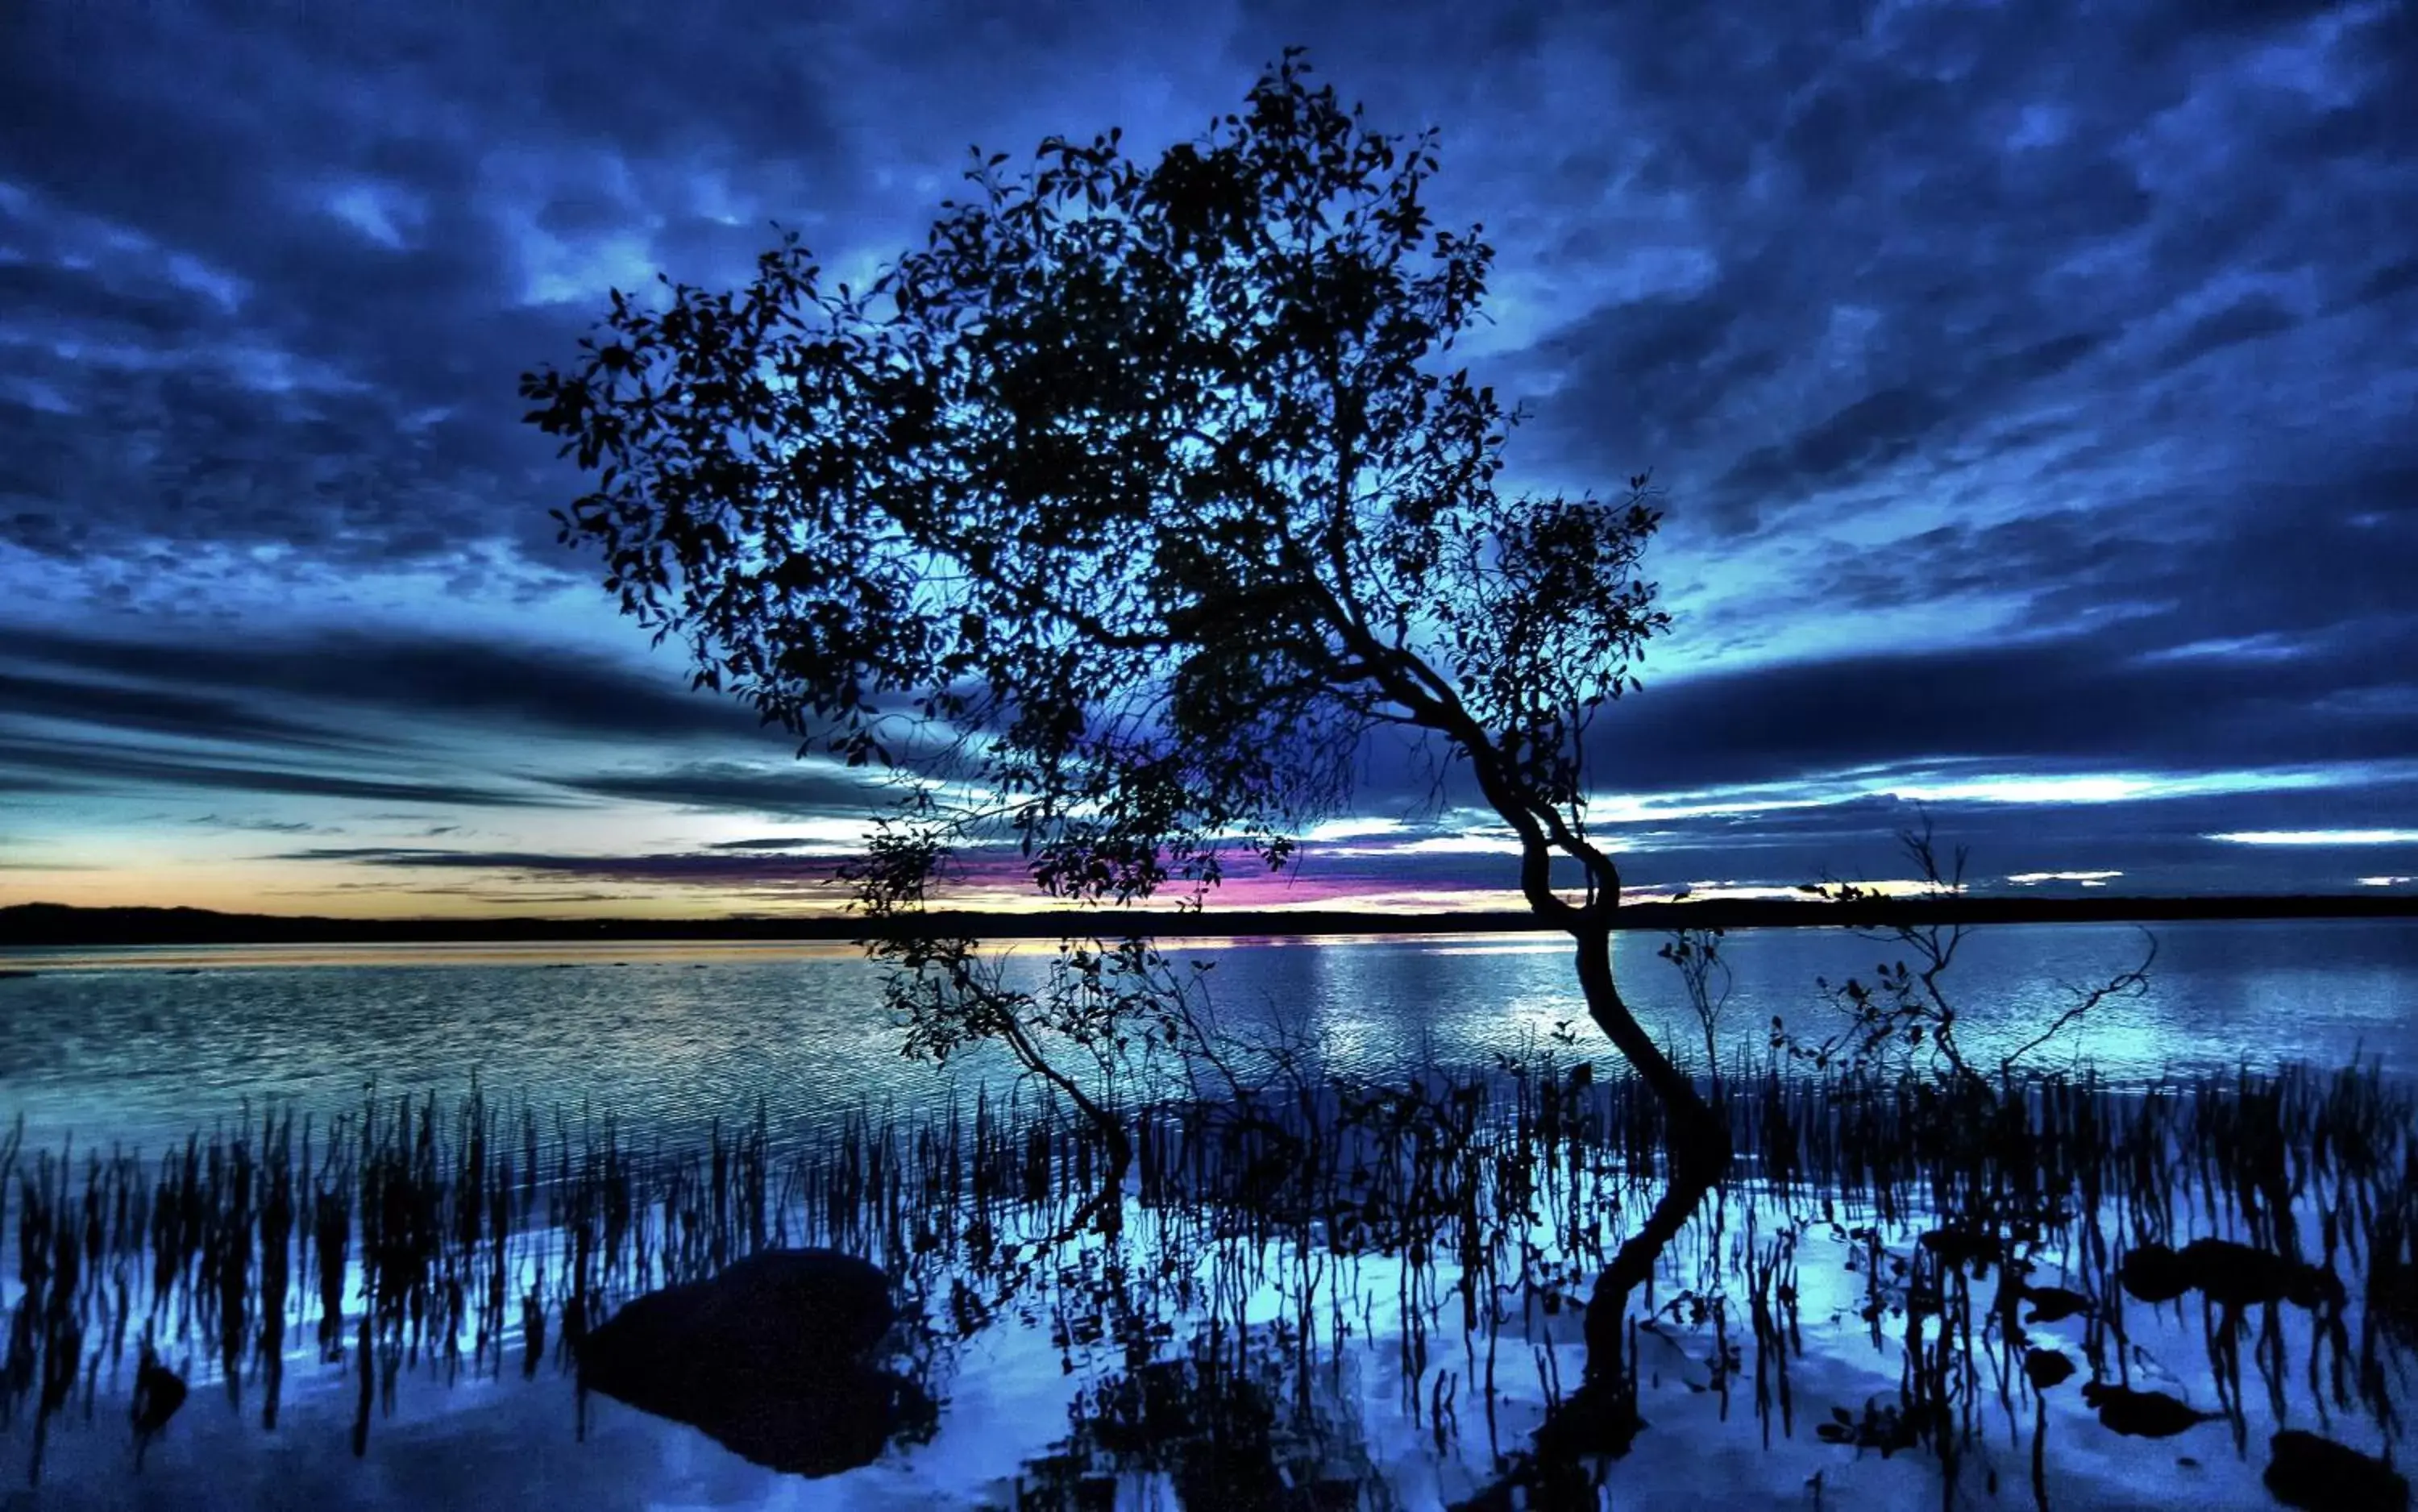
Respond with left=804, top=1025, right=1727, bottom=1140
left=3, top=920, right=2416, bottom=1153
left=2, top=1111, right=2400, bottom=1512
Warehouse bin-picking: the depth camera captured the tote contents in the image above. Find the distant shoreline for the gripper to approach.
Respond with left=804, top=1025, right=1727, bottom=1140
left=2, top=893, right=2413, bottom=948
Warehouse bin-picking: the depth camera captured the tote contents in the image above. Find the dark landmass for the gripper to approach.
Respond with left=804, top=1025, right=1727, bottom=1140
left=2, top=894, right=2414, bottom=949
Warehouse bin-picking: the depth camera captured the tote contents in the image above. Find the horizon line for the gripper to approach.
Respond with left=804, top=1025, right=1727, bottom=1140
left=5, top=891, right=2416, bottom=948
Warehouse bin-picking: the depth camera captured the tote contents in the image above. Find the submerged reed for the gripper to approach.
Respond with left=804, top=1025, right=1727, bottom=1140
left=1, top=1052, right=2412, bottom=1497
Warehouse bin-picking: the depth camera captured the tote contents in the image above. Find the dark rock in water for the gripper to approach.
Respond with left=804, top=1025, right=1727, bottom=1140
left=612, top=1358, right=936, bottom=1477
left=584, top=1248, right=895, bottom=1382
left=2264, top=1430, right=2408, bottom=1512
left=578, top=1249, right=917, bottom=1477
left=131, top=1343, right=187, bottom=1466
left=2119, top=1244, right=2195, bottom=1304
left=2179, top=1237, right=2342, bottom=1312
left=2023, top=1285, right=2092, bottom=1323
left=2022, top=1348, right=2076, bottom=1390
left=1917, top=1227, right=2000, bottom=1269
left=2118, top=1238, right=2342, bottom=1312
left=2081, top=1381, right=2221, bottom=1439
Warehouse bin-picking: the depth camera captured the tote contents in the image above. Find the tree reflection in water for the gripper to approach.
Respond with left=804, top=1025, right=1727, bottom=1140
left=2, top=1049, right=2414, bottom=1506
left=1013, top=1331, right=1393, bottom=1510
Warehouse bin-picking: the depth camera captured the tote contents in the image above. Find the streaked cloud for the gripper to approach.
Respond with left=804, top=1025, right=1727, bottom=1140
left=0, top=737, right=573, bottom=809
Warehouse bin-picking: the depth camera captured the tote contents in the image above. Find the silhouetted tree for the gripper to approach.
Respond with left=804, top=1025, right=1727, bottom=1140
left=521, top=48, right=1726, bottom=1435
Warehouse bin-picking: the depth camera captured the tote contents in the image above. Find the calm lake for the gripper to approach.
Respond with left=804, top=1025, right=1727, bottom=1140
left=6, top=919, right=2416, bottom=1153
left=2, top=917, right=2415, bottom=1510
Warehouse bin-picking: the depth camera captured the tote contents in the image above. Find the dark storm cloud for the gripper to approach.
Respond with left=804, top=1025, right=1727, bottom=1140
left=0, top=775, right=81, bottom=795
left=0, top=670, right=360, bottom=752
left=0, top=739, right=570, bottom=809
left=1799, top=457, right=2418, bottom=648
left=270, top=846, right=854, bottom=888
left=0, top=257, right=205, bottom=343
left=1585, top=625, right=2418, bottom=795
left=0, top=622, right=822, bottom=835
left=2154, top=294, right=2304, bottom=373
left=1309, top=579, right=2418, bottom=821
left=1717, top=384, right=1960, bottom=501
left=708, top=837, right=847, bottom=851
left=1453, top=0, right=2415, bottom=554
left=185, top=815, right=334, bottom=834
left=550, top=762, right=885, bottom=818
left=7, top=625, right=765, bottom=745
left=2349, top=257, right=2418, bottom=308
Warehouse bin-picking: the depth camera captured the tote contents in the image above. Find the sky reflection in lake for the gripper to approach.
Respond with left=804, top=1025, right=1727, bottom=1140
left=5, top=920, right=2417, bottom=1154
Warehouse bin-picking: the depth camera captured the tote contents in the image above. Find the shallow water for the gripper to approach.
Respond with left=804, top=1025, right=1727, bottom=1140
left=1, top=1161, right=2398, bottom=1511
left=5, top=1049, right=2414, bottom=1511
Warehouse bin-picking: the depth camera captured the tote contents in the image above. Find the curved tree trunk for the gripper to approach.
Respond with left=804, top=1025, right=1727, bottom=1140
left=1536, top=925, right=1735, bottom=1469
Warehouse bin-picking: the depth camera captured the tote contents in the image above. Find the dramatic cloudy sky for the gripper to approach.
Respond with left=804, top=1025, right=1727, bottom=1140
left=2, top=0, right=2413, bottom=917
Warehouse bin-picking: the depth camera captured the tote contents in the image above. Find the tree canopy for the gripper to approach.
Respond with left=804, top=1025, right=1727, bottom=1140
left=523, top=49, right=1723, bottom=1419
left=519, top=49, right=1671, bottom=934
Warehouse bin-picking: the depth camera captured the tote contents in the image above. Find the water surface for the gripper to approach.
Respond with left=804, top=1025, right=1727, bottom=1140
left=4, top=920, right=2416, bottom=1152
left=4, top=919, right=2416, bottom=1510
